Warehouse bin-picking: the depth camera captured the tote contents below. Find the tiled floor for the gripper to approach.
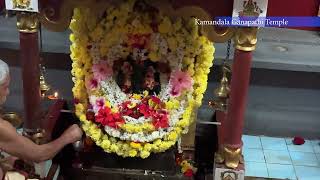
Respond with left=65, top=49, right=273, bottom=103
left=243, top=135, right=320, bottom=180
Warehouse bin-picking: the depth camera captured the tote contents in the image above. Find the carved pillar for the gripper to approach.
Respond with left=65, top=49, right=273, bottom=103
left=17, top=12, right=41, bottom=133
left=222, top=27, right=258, bottom=169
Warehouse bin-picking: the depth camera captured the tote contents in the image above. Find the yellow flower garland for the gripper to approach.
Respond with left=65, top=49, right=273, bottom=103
left=70, top=0, right=214, bottom=158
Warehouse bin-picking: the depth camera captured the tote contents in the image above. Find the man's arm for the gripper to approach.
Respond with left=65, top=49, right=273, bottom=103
left=0, top=120, right=82, bottom=163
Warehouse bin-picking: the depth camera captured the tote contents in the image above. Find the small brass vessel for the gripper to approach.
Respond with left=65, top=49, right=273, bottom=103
left=32, top=130, right=46, bottom=145
left=2, top=112, right=22, bottom=128
left=40, top=75, right=51, bottom=96
left=22, top=128, right=47, bottom=145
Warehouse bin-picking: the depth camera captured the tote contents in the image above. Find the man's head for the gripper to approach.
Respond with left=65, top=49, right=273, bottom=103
left=0, top=60, right=10, bottom=105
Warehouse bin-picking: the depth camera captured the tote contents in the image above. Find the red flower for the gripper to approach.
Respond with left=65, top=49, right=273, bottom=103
left=95, top=107, right=124, bottom=128
left=293, top=136, right=305, bottom=145
left=138, top=103, right=153, bottom=118
left=150, top=96, right=161, bottom=104
left=120, top=101, right=133, bottom=116
left=152, top=110, right=169, bottom=129
left=183, top=169, right=194, bottom=177
left=86, top=111, right=95, bottom=121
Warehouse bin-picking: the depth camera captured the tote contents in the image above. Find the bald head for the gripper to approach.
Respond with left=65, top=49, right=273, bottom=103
left=0, top=60, right=10, bottom=105
left=0, top=60, right=9, bottom=85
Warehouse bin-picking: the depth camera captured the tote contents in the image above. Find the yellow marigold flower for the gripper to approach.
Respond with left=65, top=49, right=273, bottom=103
left=91, top=129, right=102, bottom=142
left=75, top=104, right=85, bottom=112
left=183, top=57, right=193, bottom=65
left=69, top=20, right=78, bottom=32
left=140, top=151, right=150, bottom=159
left=154, top=139, right=162, bottom=146
left=73, top=8, right=81, bottom=20
left=105, top=149, right=111, bottom=153
left=172, top=99, right=180, bottom=109
left=69, top=34, right=76, bottom=43
left=104, top=101, right=111, bottom=108
left=128, top=149, right=137, bottom=157
left=127, top=102, right=137, bottom=109
left=173, top=18, right=182, bottom=32
left=132, top=94, right=142, bottom=100
left=122, top=143, right=130, bottom=151
left=144, top=143, right=152, bottom=151
left=165, top=101, right=174, bottom=110
left=159, top=142, right=171, bottom=150
left=86, top=19, right=97, bottom=32
left=111, top=107, right=118, bottom=113
left=130, top=142, right=142, bottom=149
left=188, top=68, right=195, bottom=76
left=124, top=124, right=134, bottom=133
left=79, top=114, right=87, bottom=122
left=158, top=17, right=172, bottom=34
left=143, top=90, right=149, bottom=97
left=90, top=26, right=104, bottom=41
left=177, top=119, right=189, bottom=128
left=110, top=144, right=119, bottom=152
left=148, top=99, right=155, bottom=107
left=167, top=132, right=178, bottom=141
left=167, top=37, right=177, bottom=51
left=174, top=127, right=182, bottom=134
left=148, top=51, right=160, bottom=62
left=81, top=122, right=90, bottom=132
left=101, top=139, right=111, bottom=149
left=75, top=110, right=82, bottom=118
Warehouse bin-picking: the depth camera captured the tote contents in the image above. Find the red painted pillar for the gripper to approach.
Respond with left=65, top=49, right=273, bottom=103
left=216, top=111, right=227, bottom=146
left=225, top=49, right=252, bottom=148
left=19, top=28, right=41, bottom=131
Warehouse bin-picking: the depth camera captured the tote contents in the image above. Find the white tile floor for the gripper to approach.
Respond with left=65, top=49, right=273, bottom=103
left=243, top=135, right=320, bottom=180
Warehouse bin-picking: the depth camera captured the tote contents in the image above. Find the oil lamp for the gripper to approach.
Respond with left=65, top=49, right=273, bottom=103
left=48, top=91, right=59, bottom=100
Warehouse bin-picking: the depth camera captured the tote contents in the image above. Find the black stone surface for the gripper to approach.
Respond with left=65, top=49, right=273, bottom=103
left=52, top=111, right=189, bottom=180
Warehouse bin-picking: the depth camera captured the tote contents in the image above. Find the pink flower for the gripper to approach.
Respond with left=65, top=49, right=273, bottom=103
left=169, top=70, right=193, bottom=96
left=169, top=87, right=181, bottom=97
left=92, top=61, right=113, bottom=82
left=85, top=77, right=99, bottom=90
left=92, top=97, right=105, bottom=113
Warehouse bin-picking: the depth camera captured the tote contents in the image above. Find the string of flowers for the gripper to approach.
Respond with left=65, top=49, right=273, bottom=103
left=70, top=0, right=215, bottom=158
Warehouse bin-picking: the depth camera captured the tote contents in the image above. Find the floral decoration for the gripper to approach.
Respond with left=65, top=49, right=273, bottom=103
left=180, top=160, right=197, bottom=177
left=70, top=0, right=215, bottom=158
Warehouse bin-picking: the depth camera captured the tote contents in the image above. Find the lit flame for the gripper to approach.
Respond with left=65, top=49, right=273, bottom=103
left=54, top=92, right=58, bottom=98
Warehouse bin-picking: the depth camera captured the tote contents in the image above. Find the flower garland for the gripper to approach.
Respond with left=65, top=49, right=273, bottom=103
left=70, top=0, right=215, bottom=158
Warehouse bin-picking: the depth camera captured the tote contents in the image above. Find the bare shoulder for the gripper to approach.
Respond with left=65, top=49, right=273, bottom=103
left=0, top=119, right=14, bottom=128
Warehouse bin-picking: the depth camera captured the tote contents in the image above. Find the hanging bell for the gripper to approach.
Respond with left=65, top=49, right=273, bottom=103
left=214, top=65, right=230, bottom=99
left=209, top=64, right=231, bottom=111
left=40, top=74, right=50, bottom=96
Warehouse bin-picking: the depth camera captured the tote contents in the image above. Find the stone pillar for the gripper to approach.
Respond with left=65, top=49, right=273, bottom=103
left=17, top=12, right=41, bottom=133
left=222, top=27, right=258, bottom=169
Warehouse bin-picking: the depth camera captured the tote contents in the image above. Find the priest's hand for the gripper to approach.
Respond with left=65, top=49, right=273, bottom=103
left=0, top=121, right=84, bottom=163
left=62, top=124, right=83, bottom=144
